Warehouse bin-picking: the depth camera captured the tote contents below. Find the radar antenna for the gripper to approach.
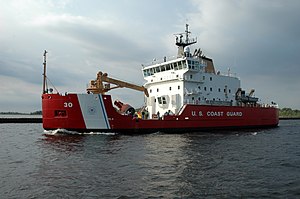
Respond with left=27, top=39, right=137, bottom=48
left=175, top=24, right=197, bottom=47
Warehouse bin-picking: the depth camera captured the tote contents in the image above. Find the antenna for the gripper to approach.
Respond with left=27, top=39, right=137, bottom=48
left=42, top=50, right=48, bottom=94
left=175, top=24, right=197, bottom=47
left=185, top=24, right=190, bottom=43
left=175, top=24, right=197, bottom=57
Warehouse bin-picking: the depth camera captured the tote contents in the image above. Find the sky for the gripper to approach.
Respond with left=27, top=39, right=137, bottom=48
left=0, top=0, right=300, bottom=112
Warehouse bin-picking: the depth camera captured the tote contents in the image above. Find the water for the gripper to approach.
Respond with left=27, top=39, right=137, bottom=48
left=0, top=121, right=299, bottom=198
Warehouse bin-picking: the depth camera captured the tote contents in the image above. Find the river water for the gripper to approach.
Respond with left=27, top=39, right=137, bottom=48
left=0, top=120, right=299, bottom=198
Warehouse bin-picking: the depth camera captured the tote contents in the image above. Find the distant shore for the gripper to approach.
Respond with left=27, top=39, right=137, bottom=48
left=279, top=117, right=300, bottom=120
left=0, top=118, right=42, bottom=123
left=0, top=111, right=42, bottom=115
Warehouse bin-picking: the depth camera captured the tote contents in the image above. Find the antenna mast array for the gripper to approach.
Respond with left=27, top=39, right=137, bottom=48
left=175, top=24, right=197, bottom=57
left=42, top=50, right=48, bottom=94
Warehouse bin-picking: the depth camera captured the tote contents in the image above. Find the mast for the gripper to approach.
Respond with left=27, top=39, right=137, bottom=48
left=42, top=50, right=48, bottom=94
left=175, top=24, right=197, bottom=57
left=185, top=24, right=190, bottom=44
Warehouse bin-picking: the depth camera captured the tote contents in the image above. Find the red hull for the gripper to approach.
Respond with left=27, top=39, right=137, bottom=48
left=42, top=93, right=279, bottom=133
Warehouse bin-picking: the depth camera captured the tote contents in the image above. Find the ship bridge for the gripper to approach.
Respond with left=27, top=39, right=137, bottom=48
left=142, top=24, right=241, bottom=119
left=142, top=57, right=207, bottom=78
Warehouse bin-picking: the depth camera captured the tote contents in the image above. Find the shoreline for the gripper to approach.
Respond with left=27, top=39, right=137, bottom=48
left=0, top=118, right=42, bottom=123
left=279, top=117, right=300, bottom=120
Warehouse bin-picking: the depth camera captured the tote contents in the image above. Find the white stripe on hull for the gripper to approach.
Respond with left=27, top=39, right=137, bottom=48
left=77, top=94, right=110, bottom=129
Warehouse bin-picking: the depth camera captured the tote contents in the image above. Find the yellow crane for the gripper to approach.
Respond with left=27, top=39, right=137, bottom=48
left=87, top=71, right=149, bottom=97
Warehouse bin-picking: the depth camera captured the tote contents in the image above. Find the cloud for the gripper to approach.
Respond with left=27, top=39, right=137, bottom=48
left=24, top=14, right=154, bottom=91
left=0, top=75, right=41, bottom=112
left=187, top=0, right=300, bottom=108
left=0, top=0, right=299, bottom=112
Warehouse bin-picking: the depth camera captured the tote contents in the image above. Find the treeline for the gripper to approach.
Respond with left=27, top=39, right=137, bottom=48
left=0, top=111, right=42, bottom=115
left=30, top=111, right=42, bottom=115
left=279, top=108, right=300, bottom=118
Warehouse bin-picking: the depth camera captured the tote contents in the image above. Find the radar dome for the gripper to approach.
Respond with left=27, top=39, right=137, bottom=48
left=184, top=46, right=190, bottom=53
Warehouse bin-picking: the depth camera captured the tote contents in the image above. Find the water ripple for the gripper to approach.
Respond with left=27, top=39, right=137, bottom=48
left=0, top=121, right=299, bottom=198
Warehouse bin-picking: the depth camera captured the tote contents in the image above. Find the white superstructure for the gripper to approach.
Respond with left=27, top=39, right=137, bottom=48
left=142, top=24, right=254, bottom=119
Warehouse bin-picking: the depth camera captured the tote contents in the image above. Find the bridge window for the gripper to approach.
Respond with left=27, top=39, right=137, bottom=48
left=155, top=67, right=160, bottom=73
left=143, top=69, right=153, bottom=77
left=144, top=64, right=175, bottom=76
left=191, top=60, right=195, bottom=69
left=166, top=64, right=170, bottom=70
left=174, top=62, right=178, bottom=70
left=182, top=61, right=187, bottom=69
left=188, top=60, right=191, bottom=69
left=210, top=77, right=212, bottom=81
left=150, top=68, right=154, bottom=75
left=210, top=87, right=212, bottom=91
left=170, top=63, right=174, bottom=69
left=178, top=61, right=182, bottom=69
left=194, top=61, right=199, bottom=70
left=187, top=60, right=200, bottom=70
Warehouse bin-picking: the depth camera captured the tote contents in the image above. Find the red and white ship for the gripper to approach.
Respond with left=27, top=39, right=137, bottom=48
left=42, top=24, right=279, bottom=133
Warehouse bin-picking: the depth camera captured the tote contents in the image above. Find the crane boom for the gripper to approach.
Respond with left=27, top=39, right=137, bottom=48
left=87, top=71, right=149, bottom=97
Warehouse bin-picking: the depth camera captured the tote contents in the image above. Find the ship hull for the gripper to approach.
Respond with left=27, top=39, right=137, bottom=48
left=42, top=93, right=279, bottom=133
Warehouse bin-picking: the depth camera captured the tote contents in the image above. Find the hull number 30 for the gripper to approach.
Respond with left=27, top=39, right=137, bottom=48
left=64, top=102, right=73, bottom=108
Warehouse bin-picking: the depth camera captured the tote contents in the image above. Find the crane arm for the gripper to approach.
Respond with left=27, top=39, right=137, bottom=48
left=87, top=71, right=149, bottom=97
